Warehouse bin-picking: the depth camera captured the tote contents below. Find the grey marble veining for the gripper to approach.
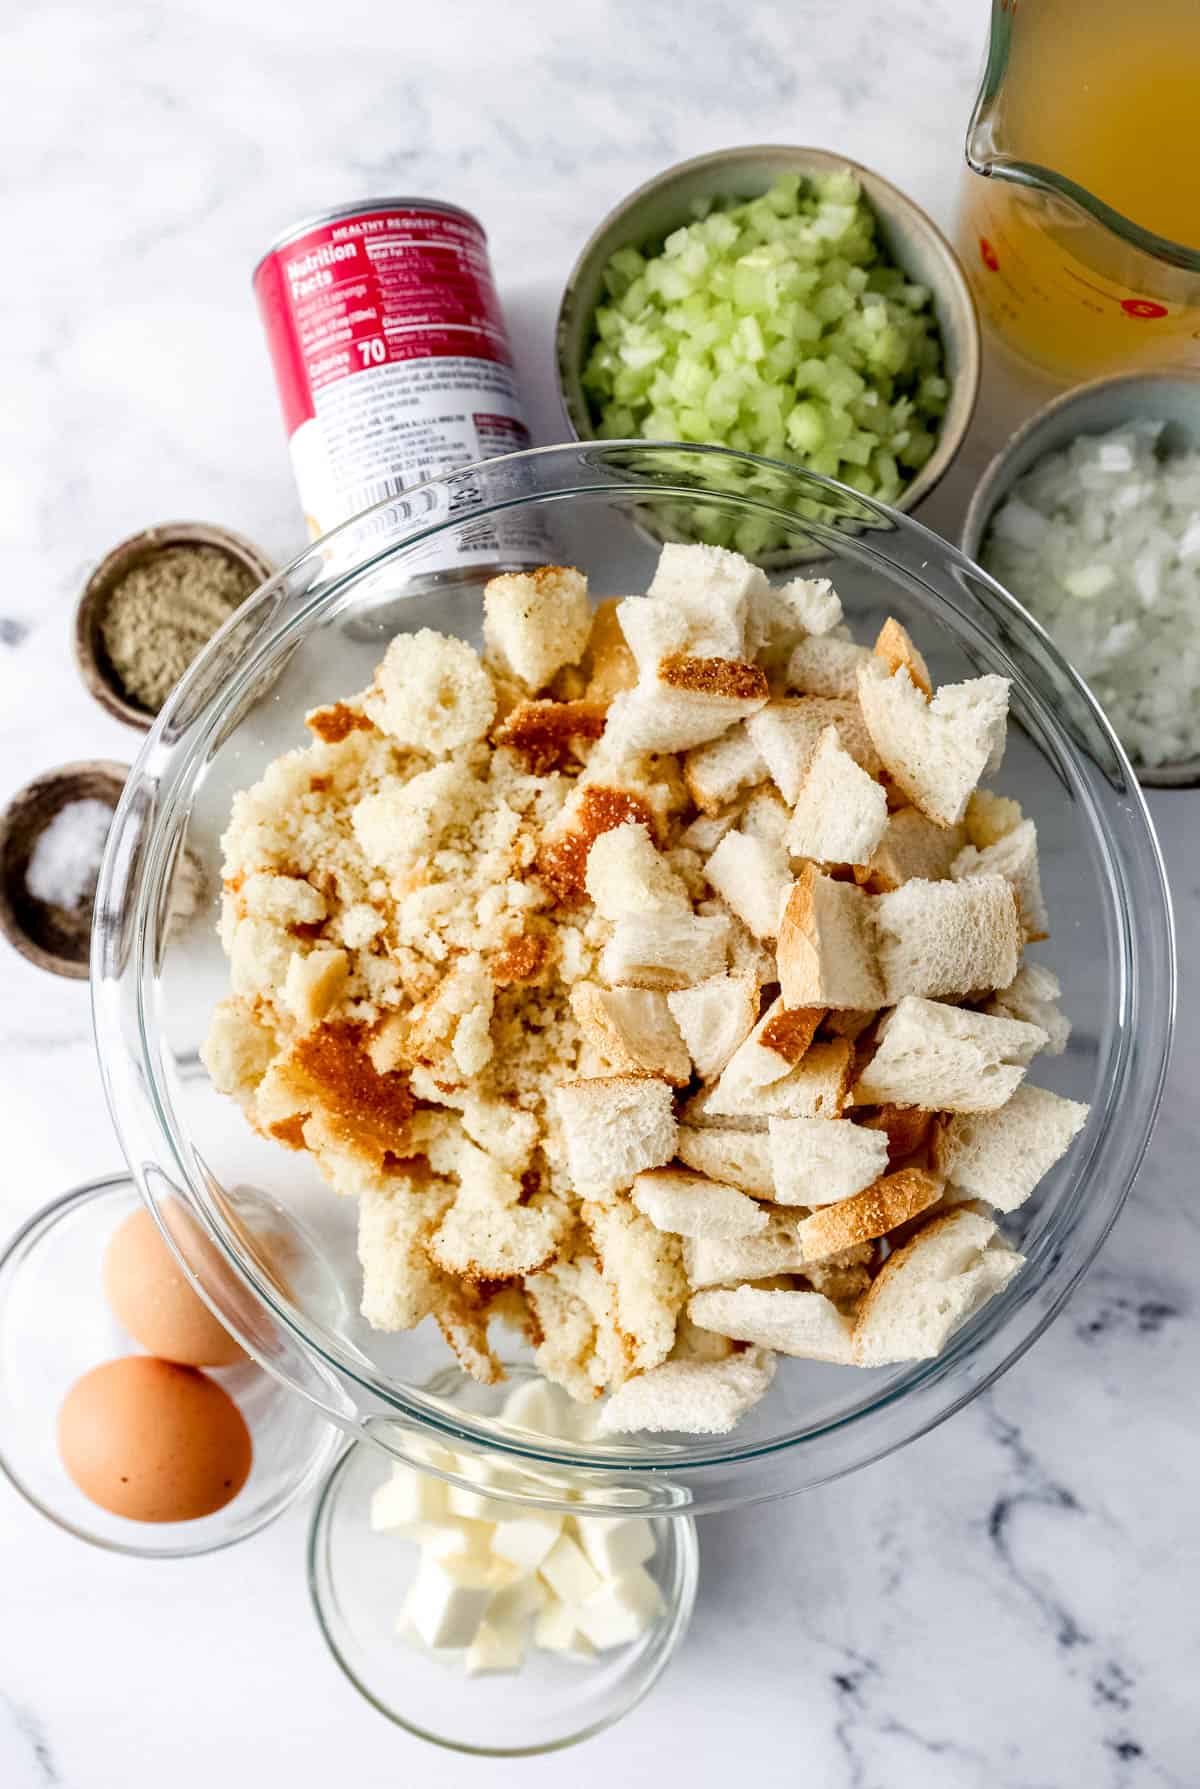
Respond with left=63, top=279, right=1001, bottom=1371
left=3, top=1, right=1198, bottom=1784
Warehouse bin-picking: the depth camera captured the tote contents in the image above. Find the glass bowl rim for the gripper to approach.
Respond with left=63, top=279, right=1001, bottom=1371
left=90, top=440, right=1176, bottom=1499
left=305, top=1436, right=700, bottom=1755
left=0, top=1171, right=339, bottom=1558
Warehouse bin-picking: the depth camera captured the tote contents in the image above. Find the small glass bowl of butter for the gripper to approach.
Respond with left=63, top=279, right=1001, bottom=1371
left=306, top=1370, right=699, bottom=1754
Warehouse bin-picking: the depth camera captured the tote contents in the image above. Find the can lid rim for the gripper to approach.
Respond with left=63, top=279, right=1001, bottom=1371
left=251, top=197, right=486, bottom=283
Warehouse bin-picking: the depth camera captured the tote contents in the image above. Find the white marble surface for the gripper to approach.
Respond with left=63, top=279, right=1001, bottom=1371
left=2, top=1, right=1197, bottom=1783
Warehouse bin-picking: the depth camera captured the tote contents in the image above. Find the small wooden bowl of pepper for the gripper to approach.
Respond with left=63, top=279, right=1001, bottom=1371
left=74, top=522, right=275, bottom=731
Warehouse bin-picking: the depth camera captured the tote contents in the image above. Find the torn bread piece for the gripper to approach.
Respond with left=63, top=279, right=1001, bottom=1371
left=796, top=1167, right=943, bottom=1263
left=631, top=1167, right=769, bottom=1239
left=855, top=997, right=1047, bottom=1113
left=429, top=1188, right=570, bottom=1280
left=987, top=962, right=1070, bottom=1056
left=856, top=806, right=967, bottom=893
left=749, top=575, right=843, bottom=666
left=748, top=696, right=882, bottom=805
left=584, top=820, right=691, bottom=920
left=856, top=658, right=1010, bottom=828
left=482, top=565, right=591, bottom=691
left=357, top=1171, right=453, bottom=1332
left=852, top=1207, right=1024, bottom=1366
left=667, top=971, right=760, bottom=1081
left=965, top=788, right=1023, bottom=848
left=854, top=1102, right=937, bottom=1168
left=952, top=818, right=1049, bottom=943
left=643, top=542, right=765, bottom=656
left=786, top=635, right=873, bottom=699
left=682, top=1210, right=809, bottom=1288
left=873, top=874, right=1022, bottom=1003
left=597, top=1347, right=775, bottom=1436
left=363, top=629, right=496, bottom=754
left=600, top=910, right=732, bottom=990
left=768, top=1116, right=890, bottom=1207
left=785, top=726, right=888, bottom=867
left=554, top=1076, right=678, bottom=1199
left=777, top=867, right=884, bottom=1009
left=675, top=1125, right=775, bottom=1196
left=583, top=1198, right=686, bottom=1376
left=604, top=658, right=769, bottom=757
left=704, top=828, right=792, bottom=941
left=707, top=997, right=824, bottom=1111
left=707, top=1037, right=853, bottom=1122
left=689, top=1286, right=855, bottom=1363
left=683, top=723, right=768, bottom=814
left=874, top=617, right=932, bottom=697
left=493, top=698, right=607, bottom=774
left=570, top=984, right=691, bottom=1085
left=931, top=1084, right=1089, bottom=1212
left=582, top=597, right=638, bottom=702
left=678, top=810, right=739, bottom=855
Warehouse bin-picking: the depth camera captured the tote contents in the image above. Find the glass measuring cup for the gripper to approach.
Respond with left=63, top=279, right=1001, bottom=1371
left=957, top=0, right=1200, bottom=383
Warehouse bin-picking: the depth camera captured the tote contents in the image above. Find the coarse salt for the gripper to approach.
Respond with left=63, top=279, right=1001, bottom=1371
left=25, top=799, right=113, bottom=911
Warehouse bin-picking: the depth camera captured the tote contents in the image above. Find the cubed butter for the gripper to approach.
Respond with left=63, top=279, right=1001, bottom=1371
left=370, top=1464, right=448, bottom=1534
left=465, top=1619, right=526, bottom=1677
left=574, top=1566, right=665, bottom=1652
left=575, top=1514, right=656, bottom=1578
left=500, top=1377, right=574, bottom=1438
left=405, top=1552, right=501, bottom=1650
left=533, top=1596, right=596, bottom=1658
left=538, top=1532, right=602, bottom=1606
left=488, top=1574, right=549, bottom=1627
left=491, top=1509, right=563, bottom=1572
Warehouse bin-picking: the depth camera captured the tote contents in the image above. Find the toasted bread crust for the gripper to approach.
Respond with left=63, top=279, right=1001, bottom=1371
left=874, top=618, right=932, bottom=697
left=659, top=654, right=769, bottom=701
left=799, top=1167, right=942, bottom=1261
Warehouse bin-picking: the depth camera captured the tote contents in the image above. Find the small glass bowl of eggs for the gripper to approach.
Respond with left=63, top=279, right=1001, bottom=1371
left=0, top=1173, right=336, bottom=1557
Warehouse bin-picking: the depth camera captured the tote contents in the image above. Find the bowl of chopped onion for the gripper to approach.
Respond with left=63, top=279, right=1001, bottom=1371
left=556, top=146, right=980, bottom=541
left=962, top=370, right=1200, bottom=787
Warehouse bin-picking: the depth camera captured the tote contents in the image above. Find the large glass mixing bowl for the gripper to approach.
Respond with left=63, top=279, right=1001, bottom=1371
left=92, top=443, right=1174, bottom=1517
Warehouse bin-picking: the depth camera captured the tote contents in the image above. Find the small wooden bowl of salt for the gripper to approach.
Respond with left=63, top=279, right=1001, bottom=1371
left=0, top=762, right=129, bottom=978
left=74, top=522, right=274, bottom=730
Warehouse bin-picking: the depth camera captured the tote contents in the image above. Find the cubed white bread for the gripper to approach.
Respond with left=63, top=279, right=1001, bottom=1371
left=682, top=1209, right=808, bottom=1287
left=370, top=1464, right=448, bottom=1533
left=597, top=1347, right=776, bottom=1435
left=283, top=946, right=349, bottom=1029
left=357, top=1173, right=453, bottom=1331
left=785, top=727, right=888, bottom=866
left=574, top=1566, right=665, bottom=1650
left=584, top=1196, right=687, bottom=1374
left=533, top=1598, right=596, bottom=1657
left=600, top=909, right=731, bottom=991
left=706, top=997, right=824, bottom=1108
left=465, top=1620, right=526, bottom=1676
left=603, top=658, right=769, bottom=756
left=874, top=617, right=932, bottom=697
left=679, top=1083, right=767, bottom=1132
left=571, top=984, right=691, bottom=1085
left=631, top=1166, right=768, bottom=1239
left=584, top=820, right=691, bottom=919
left=856, top=659, right=1011, bottom=828
left=748, top=697, right=882, bottom=805
left=742, top=786, right=793, bottom=849
left=851, top=1207, right=1024, bottom=1366
left=675, top=1124, right=775, bottom=1196
left=583, top=597, right=638, bottom=702
left=965, top=788, right=1023, bottom=848
left=689, top=1286, right=855, bottom=1363
left=678, top=810, right=739, bottom=854
left=575, top=1514, right=656, bottom=1578
left=952, top=819, right=1049, bottom=942
left=667, top=971, right=760, bottom=1080
left=645, top=542, right=765, bottom=651
left=363, top=627, right=496, bottom=754
left=787, top=636, right=874, bottom=699
left=491, top=1508, right=564, bottom=1571
left=858, top=807, right=967, bottom=892
left=482, top=565, right=592, bottom=690
left=855, top=997, right=1047, bottom=1113
left=749, top=575, right=843, bottom=662
left=796, top=1166, right=943, bottom=1262
left=986, top=962, right=1070, bottom=1056
left=539, top=1531, right=603, bottom=1604
left=768, top=1116, right=890, bottom=1207
left=429, top=1187, right=568, bottom=1280
left=554, top=1076, right=678, bottom=1198
left=405, top=1552, right=506, bottom=1650
left=669, top=1313, right=736, bottom=1362
left=872, top=874, right=1022, bottom=1003
left=931, top=1083, right=1090, bottom=1212
left=707, top=1037, right=853, bottom=1121
left=683, top=723, right=768, bottom=814
left=777, top=867, right=884, bottom=1009
left=704, top=829, right=792, bottom=941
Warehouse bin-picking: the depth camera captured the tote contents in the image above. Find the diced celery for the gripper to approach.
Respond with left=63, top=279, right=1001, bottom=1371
left=786, top=402, right=825, bottom=454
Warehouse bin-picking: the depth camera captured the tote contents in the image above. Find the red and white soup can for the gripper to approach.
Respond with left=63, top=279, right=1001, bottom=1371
left=254, top=198, right=546, bottom=570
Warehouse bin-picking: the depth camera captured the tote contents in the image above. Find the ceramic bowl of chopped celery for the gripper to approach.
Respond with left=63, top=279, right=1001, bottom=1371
left=556, top=146, right=979, bottom=543
left=963, top=371, right=1200, bottom=787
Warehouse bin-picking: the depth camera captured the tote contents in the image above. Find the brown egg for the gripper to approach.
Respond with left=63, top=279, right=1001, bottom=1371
left=103, top=1206, right=245, bottom=1367
left=57, top=1356, right=253, bottom=1523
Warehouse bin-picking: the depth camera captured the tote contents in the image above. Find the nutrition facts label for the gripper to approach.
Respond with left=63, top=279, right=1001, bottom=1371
left=256, top=204, right=549, bottom=564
